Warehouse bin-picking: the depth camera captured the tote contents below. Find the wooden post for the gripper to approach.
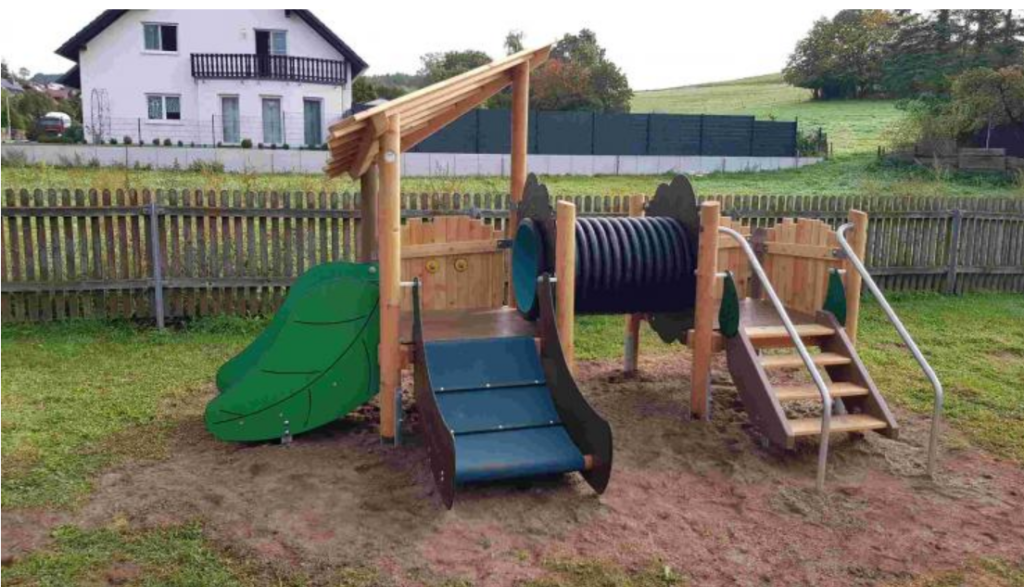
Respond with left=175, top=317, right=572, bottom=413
left=555, top=201, right=576, bottom=374
left=378, top=115, right=401, bottom=442
left=508, top=62, right=530, bottom=308
left=510, top=62, right=530, bottom=205
left=359, top=164, right=378, bottom=262
left=691, top=201, right=720, bottom=420
left=844, top=209, right=868, bottom=344
left=623, top=194, right=644, bottom=375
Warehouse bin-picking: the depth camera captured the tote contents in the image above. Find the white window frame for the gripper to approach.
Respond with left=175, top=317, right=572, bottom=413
left=261, top=96, right=283, bottom=145
left=146, top=94, right=182, bottom=124
left=142, top=22, right=179, bottom=54
left=220, top=95, right=241, bottom=145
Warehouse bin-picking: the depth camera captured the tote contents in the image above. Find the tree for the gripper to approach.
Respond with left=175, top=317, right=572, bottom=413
left=951, top=66, right=1024, bottom=132
left=352, top=77, right=378, bottom=103
left=531, top=29, right=632, bottom=112
left=784, top=10, right=896, bottom=99
left=504, top=30, right=524, bottom=55
left=418, top=50, right=492, bottom=85
left=1, top=60, right=10, bottom=81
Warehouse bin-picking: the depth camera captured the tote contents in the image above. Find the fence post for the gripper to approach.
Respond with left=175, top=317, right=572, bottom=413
left=945, top=209, right=963, bottom=295
left=137, top=118, right=142, bottom=146
left=148, top=200, right=165, bottom=329
left=211, top=115, right=216, bottom=147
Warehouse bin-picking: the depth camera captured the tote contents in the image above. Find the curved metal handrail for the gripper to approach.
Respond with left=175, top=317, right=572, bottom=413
left=718, top=227, right=834, bottom=491
left=837, top=223, right=943, bottom=478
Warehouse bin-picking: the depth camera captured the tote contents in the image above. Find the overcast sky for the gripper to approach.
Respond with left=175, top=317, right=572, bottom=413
left=0, top=4, right=906, bottom=90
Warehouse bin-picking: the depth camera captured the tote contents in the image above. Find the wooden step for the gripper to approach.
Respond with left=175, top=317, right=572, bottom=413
left=745, top=324, right=835, bottom=346
left=790, top=414, right=890, bottom=436
left=760, top=352, right=851, bottom=369
left=774, top=382, right=869, bottom=402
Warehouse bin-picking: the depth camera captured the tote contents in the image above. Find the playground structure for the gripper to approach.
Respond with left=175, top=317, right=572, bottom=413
left=206, top=44, right=943, bottom=505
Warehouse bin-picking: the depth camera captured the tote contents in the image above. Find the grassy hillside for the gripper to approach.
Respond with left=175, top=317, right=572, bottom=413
left=633, top=73, right=902, bottom=154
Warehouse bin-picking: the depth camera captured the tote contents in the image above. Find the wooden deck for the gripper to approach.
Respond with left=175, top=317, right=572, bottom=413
left=400, top=307, right=536, bottom=345
left=686, top=298, right=820, bottom=351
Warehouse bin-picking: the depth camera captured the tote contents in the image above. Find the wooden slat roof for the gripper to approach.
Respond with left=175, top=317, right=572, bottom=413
left=325, top=44, right=552, bottom=179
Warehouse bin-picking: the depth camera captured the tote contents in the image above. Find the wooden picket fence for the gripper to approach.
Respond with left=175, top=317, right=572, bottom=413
left=3, top=188, right=1023, bottom=323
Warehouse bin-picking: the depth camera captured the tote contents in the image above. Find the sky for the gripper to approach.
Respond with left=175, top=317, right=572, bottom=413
left=1, top=4, right=845, bottom=90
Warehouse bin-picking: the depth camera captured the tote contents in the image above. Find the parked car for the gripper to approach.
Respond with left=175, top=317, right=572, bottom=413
left=35, top=112, right=73, bottom=138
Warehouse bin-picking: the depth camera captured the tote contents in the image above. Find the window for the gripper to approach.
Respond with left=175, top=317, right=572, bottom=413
left=303, top=99, right=322, bottom=146
left=222, top=97, right=240, bottom=144
left=262, top=98, right=282, bottom=144
left=147, top=95, right=181, bottom=121
left=143, top=23, right=178, bottom=52
left=271, top=31, right=287, bottom=55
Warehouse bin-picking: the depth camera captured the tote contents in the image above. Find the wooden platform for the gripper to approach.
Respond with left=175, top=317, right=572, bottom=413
left=400, top=307, right=536, bottom=345
left=686, top=298, right=818, bottom=351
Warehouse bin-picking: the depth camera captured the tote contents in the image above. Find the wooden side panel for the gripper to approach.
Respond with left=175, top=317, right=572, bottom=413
left=399, top=215, right=506, bottom=312
left=760, top=218, right=842, bottom=315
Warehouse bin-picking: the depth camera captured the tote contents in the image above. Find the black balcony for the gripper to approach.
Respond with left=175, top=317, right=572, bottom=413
left=190, top=53, right=347, bottom=86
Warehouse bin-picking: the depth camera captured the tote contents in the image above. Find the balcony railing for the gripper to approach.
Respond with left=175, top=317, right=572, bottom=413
left=190, top=53, right=347, bottom=86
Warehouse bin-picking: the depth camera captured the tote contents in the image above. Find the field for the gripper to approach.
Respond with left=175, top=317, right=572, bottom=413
left=632, top=73, right=903, bottom=155
left=3, top=294, right=1023, bottom=585
left=3, top=155, right=1022, bottom=199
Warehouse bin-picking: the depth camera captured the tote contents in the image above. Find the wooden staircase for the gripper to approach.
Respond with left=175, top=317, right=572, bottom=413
left=724, top=300, right=898, bottom=450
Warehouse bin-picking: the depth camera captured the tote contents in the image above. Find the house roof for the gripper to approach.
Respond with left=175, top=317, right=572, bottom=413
left=55, top=10, right=368, bottom=77
left=325, top=44, right=552, bottom=179
left=1, top=79, right=25, bottom=94
left=57, top=66, right=80, bottom=89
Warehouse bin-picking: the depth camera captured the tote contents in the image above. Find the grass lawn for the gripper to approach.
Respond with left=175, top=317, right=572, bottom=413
left=632, top=73, right=903, bottom=155
left=3, top=155, right=1021, bottom=199
left=3, top=293, right=1021, bottom=512
left=2, top=293, right=1022, bottom=585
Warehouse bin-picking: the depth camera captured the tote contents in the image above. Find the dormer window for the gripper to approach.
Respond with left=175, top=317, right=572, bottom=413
left=144, top=23, right=178, bottom=52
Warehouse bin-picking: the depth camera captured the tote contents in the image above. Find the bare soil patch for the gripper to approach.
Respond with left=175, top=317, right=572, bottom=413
left=5, top=352, right=1024, bottom=585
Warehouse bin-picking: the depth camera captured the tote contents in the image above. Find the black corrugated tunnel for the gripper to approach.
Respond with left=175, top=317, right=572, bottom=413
left=512, top=215, right=697, bottom=316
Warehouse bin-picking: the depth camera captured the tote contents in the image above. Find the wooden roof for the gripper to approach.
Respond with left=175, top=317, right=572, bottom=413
left=325, top=44, right=552, bottom=179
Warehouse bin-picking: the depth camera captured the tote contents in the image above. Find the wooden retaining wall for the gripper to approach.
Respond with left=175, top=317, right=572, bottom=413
left=2, top=189, right=1022, bottom=322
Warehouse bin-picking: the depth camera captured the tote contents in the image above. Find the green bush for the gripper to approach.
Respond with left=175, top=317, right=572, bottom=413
left=240, top=138, right=252, bottom=149
left=123, top=135, right=133, bottom=145
left=187, top=160, right=226, bottom=173
left=162, top=138, right=172, bottom=147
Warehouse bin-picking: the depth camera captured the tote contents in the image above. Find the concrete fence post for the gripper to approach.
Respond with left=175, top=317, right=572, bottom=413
left=148, top=200, right=165, bottom=329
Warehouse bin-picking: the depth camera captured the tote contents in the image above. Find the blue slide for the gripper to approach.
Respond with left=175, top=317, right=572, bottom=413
left=410, top=276, right=613, bottom=508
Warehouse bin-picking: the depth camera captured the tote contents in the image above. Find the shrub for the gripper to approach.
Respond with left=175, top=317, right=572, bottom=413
left=109, top=137, right=118, bottom=145
left=63, top=125, right=86, bottom=144
left=257, top=143, right=264, bottom=149
left=240, top=138, right=252, bottom=149
left=152, top=138, right=160, bottom=146
left=177, top=140, right=184, bottom=147
left=282, top=143, right=290, bottom=150
left=270, top=143, right=277, bottom=150
left=163, top=138, right=173, bottom=147
left=188, top=160, right=226, bottom=173
left=123, top=135, right=133, bottom=145
left=189, top=141, right=196, bottom=148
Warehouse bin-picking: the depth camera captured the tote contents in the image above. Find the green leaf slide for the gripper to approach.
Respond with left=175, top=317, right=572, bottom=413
left=205, top=262, right=380, bottom=442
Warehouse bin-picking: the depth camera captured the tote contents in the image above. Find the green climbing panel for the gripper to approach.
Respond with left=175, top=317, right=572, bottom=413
left=205, top=262, right=380, bottom=442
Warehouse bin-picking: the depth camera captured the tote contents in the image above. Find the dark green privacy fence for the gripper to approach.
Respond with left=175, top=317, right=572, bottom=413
left=413, top=110, right=799, bottom=157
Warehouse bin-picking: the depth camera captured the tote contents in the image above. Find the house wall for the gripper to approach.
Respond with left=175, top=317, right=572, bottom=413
left=77, top=10, right=352, bottom=145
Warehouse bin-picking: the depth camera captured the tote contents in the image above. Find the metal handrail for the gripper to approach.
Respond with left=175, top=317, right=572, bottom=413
left=718, top=226, right=834, bottom=491
left=837, top=223, right=943, bottom=477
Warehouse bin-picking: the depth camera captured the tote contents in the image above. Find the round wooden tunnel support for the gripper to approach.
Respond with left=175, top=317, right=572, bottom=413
left=690, top=201, right=721, bottom=421
left=378, top=114, right=401, bottom=441
left=623, top=194, right=645, bottom=375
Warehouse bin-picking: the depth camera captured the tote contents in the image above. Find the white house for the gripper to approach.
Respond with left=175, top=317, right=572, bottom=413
left=56, top=10, right=367, bottom=147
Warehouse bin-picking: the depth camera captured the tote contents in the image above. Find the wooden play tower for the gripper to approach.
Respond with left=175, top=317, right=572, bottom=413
left=326, top=45, right=553, bottom=442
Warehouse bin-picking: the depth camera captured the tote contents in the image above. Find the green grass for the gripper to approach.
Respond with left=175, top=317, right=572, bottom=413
left=632, top=73, right=903, bottom=154
left=857, top=293, right=1024, bottom=463
left=3, top=155, right=1021, bottom=198
left=1, top=317, right=268, bottom=509
left=521, top=558, right=685, bottom=587
left=2, top=294, right=1022, bottom=513
left=0, top=522, right=263, bottom=587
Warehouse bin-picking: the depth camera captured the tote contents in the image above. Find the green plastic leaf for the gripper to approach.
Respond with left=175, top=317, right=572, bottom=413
left=205, top=262, right=380, bottom=442
left=823, top=269, right=847, bottom=326
left=718, top=271, right=740, bottom=338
